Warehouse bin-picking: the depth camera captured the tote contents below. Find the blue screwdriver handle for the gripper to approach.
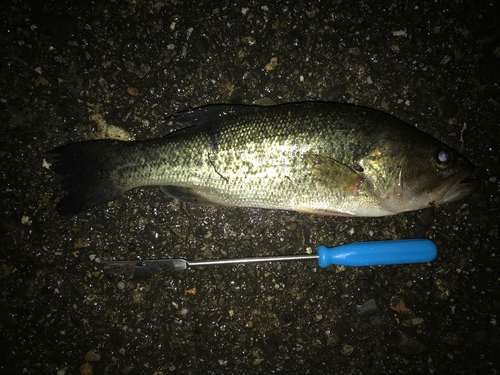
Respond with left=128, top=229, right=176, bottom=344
left=317, top=239, right=437, bottom=267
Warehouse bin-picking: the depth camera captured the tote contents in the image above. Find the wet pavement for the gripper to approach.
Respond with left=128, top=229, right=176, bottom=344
left=1, top=0, right=499, bottom=374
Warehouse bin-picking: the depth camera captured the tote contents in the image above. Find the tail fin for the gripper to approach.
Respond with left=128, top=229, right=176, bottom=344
left=49, top=140, right=126, bottom=215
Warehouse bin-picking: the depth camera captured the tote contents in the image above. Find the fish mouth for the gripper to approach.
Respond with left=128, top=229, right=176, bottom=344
left=431, top=170, right=480, bottom=205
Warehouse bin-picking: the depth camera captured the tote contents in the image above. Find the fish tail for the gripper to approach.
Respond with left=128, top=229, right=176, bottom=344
left=49, top=140, right=128, bottom=215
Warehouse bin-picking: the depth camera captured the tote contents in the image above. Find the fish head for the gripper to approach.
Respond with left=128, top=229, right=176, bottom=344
left=378, top=136, right=479, bottom=214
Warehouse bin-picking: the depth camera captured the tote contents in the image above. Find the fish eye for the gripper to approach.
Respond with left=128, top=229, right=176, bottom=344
left=435, top=149, right=450, bottom=167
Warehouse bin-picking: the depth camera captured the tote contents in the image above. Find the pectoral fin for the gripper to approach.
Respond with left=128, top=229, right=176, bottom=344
left=304, top=154, right=365, bottom=196
left=160, top=186, right=221, bottom=206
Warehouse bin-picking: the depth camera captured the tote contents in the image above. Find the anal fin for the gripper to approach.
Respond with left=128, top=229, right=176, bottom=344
left=295, top=206, right=357, bottom=217
left=160, top=186, right=220, bottom=206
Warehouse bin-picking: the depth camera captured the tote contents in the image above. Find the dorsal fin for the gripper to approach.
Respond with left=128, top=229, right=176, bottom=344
left=164, top=105, right=257, bottom=138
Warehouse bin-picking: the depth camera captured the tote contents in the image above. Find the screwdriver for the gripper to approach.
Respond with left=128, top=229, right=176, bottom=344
left=102, top=239, right=437, bottom=274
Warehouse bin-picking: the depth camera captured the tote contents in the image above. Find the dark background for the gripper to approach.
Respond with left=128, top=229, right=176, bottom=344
left=1, top=0, right=499, bottom=373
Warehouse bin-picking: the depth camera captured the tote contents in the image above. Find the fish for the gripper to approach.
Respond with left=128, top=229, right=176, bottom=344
left=49, top=102, right=479, bottom=217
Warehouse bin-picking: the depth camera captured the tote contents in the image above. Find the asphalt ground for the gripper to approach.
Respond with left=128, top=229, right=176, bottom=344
left=1, top=0, right=499, bottom=374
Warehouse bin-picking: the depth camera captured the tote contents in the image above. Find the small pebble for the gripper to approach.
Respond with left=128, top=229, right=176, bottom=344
left=252, top=358, right=264, bottom=366
left=341, top=344, right=355, bottom=355
left=357, top=299, right=380, bottom=318
left=393, top=29, right=407, bottom=37
left=84, top=350, right=101, bottom=362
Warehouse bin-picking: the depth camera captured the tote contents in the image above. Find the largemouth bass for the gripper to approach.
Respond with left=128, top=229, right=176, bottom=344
left=49, top=102, right=478, bottom=216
